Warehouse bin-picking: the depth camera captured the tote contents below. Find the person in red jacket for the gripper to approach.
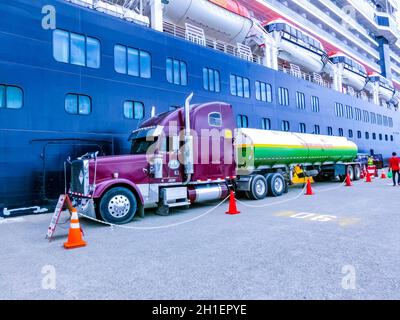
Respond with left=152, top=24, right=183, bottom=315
left=389, top=152, right=400, bottom=186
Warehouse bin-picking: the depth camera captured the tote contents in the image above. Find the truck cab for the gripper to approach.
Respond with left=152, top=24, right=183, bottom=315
left=69, top=97, right=236, bottom=224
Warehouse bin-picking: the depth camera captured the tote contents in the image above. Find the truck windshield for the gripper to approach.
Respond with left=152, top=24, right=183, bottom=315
left=131, top=138, right=157, bottom=155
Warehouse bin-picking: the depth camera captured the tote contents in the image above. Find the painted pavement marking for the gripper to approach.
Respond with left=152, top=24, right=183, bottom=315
left=273, top=211, right=361, bottom=227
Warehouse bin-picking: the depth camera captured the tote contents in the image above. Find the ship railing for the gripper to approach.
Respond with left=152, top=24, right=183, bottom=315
left=163, top=21, right=263, bottom=65
left=278, top=64, right=332, bottom=89
left=185, top=23, right=206, bottom=47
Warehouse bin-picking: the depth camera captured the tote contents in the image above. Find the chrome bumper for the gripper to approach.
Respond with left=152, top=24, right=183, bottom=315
left=72, top=197, right=96, bottom=219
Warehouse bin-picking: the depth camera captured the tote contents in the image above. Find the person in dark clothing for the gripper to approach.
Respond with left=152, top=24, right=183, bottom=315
left=389, top=152, right=400, bottom=186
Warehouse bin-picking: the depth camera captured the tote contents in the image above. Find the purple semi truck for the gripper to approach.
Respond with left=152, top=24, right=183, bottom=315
left=69, top=94, right=360, bottom=224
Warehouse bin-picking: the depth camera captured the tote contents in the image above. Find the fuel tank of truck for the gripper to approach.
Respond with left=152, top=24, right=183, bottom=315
left=236, top=129, right=358, bottom=169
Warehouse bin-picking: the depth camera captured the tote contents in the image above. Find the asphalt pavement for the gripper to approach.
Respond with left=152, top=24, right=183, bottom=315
left=1, top=178, right=399, bottom=300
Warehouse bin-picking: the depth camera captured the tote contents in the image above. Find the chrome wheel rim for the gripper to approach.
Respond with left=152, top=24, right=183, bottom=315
left=108, top=195, right=131, bottom=218
left=255, top=180, right=266, bottom=195
left=274, top=178, right=284, bottom=193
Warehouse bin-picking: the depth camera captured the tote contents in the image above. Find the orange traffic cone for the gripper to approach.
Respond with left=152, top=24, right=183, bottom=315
left=64, top=208, right=87, bottom=249
left=381, top=170, right=387, bottom=179
left=226, top=191, right=240, bottom=215
left=305, top=178, right=314, bottom=195
left=345, top=174, right=352, bottom=187
left=365, top=171, right=372, bottom=183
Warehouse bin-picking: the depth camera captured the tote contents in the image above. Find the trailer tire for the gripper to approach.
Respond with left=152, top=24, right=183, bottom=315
left=267, top=173, right=285, bottom=197
left=353, top=165, right=361, bottom=181
left=247, top=175, right=268, bottom=200
left=347, top=165, right=355, bottom=181
left=99, top=187, right=137, bottom=224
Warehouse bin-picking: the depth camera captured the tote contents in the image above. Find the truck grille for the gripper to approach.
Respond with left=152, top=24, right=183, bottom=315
left=70, top=160, right=90, bottom=196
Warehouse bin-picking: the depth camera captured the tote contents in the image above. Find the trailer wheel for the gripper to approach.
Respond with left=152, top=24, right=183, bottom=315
left=347, top=165, right=355, bottom=181
left=267, top=173, right=285, bottom=197
left=247, top=175, right=268, bottom=200
left=99, top=187, right=137, bottom=224
left=353, top=165, right=361, bottom=181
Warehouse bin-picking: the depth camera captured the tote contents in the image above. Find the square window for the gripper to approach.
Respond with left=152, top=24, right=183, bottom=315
left=53, top=30, right=69, bottom=63
left=6, top=86, right=23, bottom=109
left=86, top=37, right=100, bottom=68
left=114, top=45, right=127, bottom=74
left=70, top=33, right=86, bottom=66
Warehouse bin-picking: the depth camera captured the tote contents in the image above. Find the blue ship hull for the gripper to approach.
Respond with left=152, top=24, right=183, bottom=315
left=1, top=0, right=399, bottom=212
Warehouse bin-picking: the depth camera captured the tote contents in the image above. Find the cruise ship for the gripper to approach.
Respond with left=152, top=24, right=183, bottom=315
left=1, top=0, right=400, bottom=214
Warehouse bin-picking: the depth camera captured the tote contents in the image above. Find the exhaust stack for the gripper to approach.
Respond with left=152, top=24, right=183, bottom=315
left=184, top=92, right=194, bottom=177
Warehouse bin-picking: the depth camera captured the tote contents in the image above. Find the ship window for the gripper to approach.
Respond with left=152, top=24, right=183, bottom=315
left=357, top=131, right=362, bottom=139
left=311, top=96, right=320, bottom=112
left=0, top=85, right=23, bottom=109
left=365, top=132, right=369, bottom=140
left=281, top=120, right=290, bottom=132
left=377, top=114, right=383, bottom=125
left=391, top=135, right=394, bottom=142
left=140, top=51, right=151, bottom=78
left=230, top=75, right=250, bottom=98
left=348, top=130, right=353, bottom=138
left=53, top=30, right=69, bottom=63
left=335, top=103, right=344, bottom=117
left=124, top=101, right=144, bottom=120
left=114, top=45, right=151, bottom=78
left=372, top=133, right=376, bottom=140
left=166, top=58, right=187, bottom=85
left=255, top=81, right=272, bottom=102
left=327, top=127, right=333, bottom=136
left=65, top=94, right=91, bottom=115
left=338, top=128, right=344, bottom=137
left=299, top=123, right=306, bottom=133
left=296, top=92, right=306, bottom=109
left=385, top=134, right=388, bottom=141
left=262, top=118, right=271, bottom=130
left=314, top=125, right=320, bottom=135
left=383, top=116, right=388, bottom=126
left=86, top=37, right=100, bottom=68
left=237, top=115, right=249, bottom=128
left=208, top=112, right=222, bottom=127
left=0, top=85, right=4, bottom=108
left=53, top=29, right=100, bottom=69
left=379, top=133, right=383, bottom=140
left=70, top=33, right=86, bottom=66
left=346, top=105, right=353, bottom=119
left=363, top=110, right=369, bottom=123
left=243, top=78, right=250, bottom=98
left=355, top=108, right=362, bottom=121
left=278, top=87, right=289, bottom=106
left=203, top=68, right=220, bottom=92
left=370, top=112, right=376, bottom=124
left=389, top=117, right=393, bottom=127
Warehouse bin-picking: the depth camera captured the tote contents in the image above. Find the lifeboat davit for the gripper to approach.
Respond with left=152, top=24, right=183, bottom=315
left=366, top=72, right=395, bottom=102
left=329, top=52, right=367, bottom=91
left=264, top=19, right=326, bottom=73
left=164, top=0, right=253, bottom=43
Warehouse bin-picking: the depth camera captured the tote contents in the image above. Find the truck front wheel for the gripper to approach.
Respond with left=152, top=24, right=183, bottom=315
left=99, top=187, right=137, bottom=224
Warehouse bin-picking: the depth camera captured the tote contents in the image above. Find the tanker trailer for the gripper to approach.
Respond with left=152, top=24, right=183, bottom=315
left=234, top=128, right=360, bottom=200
